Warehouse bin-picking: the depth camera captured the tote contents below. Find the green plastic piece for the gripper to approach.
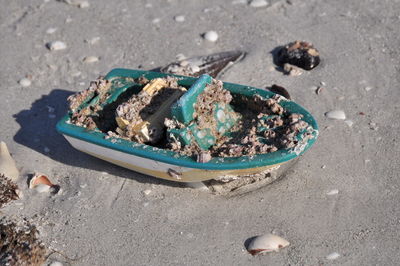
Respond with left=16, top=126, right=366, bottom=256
left=168, top=124, right=216, bottom=150
left=171, top=74, right=212, bottom=124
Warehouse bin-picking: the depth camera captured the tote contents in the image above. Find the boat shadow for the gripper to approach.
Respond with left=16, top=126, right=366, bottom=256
left=12, top=88, right=184, bottom=188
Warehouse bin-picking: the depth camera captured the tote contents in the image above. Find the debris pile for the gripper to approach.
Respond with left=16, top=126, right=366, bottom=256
left=0, top=174, right=19, bottom=208
left=0, top=218, right=46, bottom=266
left=68, top=76, right=315, bottom=161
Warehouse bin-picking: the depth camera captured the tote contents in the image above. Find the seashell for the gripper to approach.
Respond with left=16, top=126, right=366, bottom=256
left=249, top=0, right=269, bottom=8
left=326, top=189, right=339, bottom=195
left=344, top=120, right=353, bottom=127
left=46, top=41, right=67, bottom=51
left=174, top=15, right=185, bottom=22
left=19, top=78, right=31, bottom=87
left=203, top=31, right=219, bottom=42
left=83, top=56, right=99, bottom=63
left=325, top=110, right=346, bottom=120
left=160, top=50, right=246, bottom=78
left=326, top=252, right=340, bottom=260
left=247, top=233, right=290, bottom=255
left=0, top=142, right=19, bottom=181
left=29, top=174, right=60, bottom=194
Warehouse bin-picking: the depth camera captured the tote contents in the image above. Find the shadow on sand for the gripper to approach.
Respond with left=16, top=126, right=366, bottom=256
left=13, top=88, right=184, bottom=188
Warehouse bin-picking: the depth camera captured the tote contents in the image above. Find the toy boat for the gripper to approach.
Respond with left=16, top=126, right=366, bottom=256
left=56, top=68, right=318, bottom=182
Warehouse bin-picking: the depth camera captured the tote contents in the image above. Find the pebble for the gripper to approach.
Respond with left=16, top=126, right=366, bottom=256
left=83, top=56, right=99, bottom=63
left=174, top=15, right=185, bottom=22
left=325, top=110, right=346, bottom=120
left=19, top=78, right=31, bottom=87
left=203, top=31, right=218, bottom=42
left=249, top=0, right=269, bottom=8
left=46, top=41, right=67, bottom=51
left=46, top=27, right=57, bottom=34
left=326, top=189, right=339, bottom=195
left=344, top=120, right=353, bottom=127
left=326, top=252, right=340, bottom=260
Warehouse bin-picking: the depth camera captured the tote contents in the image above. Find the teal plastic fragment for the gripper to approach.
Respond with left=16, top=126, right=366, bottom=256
left=171, top=74, right=212, bottom=124
left=214, top=103, right=239, bottom=135
left=168, top=124, right=216, bottom=150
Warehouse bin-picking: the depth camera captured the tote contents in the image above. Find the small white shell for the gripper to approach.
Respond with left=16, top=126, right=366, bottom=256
left=326, top=189, right=339, bottom=195
left=49, top=261, right=63, bottom=266
left=19, top=78, right=31, bottom=87
left=247, top=234, right=290, bottom=255
left=325, top=110, right=346, bottom=120
left=249, top=0, right=269, bottom=8
left=0, top=142, right=19, bottom=181
left=174, top=15, right=185, bottom=22
left=344, top=120, right=353, bottom=127
left=83, top=56, right=99, bottom=63
left=326, top=252, right=340, bottom=260
left=203, top=31, right=218, bottom=42
left=46, top=41, right=67, bottom=51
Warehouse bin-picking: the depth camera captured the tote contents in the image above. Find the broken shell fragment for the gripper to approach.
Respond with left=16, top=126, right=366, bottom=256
left=46, top=41, right=67, bottom=51
left=0, top=141, right=19, bottom=181
left=325, top=110, right=346, bottom=120
left=29, top=174, right=60, bottom=194
left=277, top=41, right=320, bottom=70
left=247, top=234, right=290, bottom=255
left=83, top=56, right=99, bottom=63
left=160, top=50, right=246, bottom=78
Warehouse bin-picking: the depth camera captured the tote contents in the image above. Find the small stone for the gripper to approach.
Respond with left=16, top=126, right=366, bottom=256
left=325, top=110, right=346, bottom=120
left=249, top=0, right=269, bottom=8
left=83, top=56, right=99, bottom=63
left=174, top=15, right=185, bottom=22
left=321, top=165, right=326, bottom=169
left=19, top=78, right=31, bottom=87
left=46, top=27, right=57, bottom=34
left=203, top=31, right=218, bottom=42
left=326, top=252, right=340, bottom=260
left=344, top=120, right=353, bottom=127
left=46, top=41, right=67, bottom=51
left=326, top=189, right=339, bottom=195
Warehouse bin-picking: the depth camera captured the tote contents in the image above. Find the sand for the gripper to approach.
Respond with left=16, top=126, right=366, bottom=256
left=1, top=0, right=400, bottom=265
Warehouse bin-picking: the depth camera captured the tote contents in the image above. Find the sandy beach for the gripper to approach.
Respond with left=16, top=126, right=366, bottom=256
left=1, top=0, right=400, bottom=265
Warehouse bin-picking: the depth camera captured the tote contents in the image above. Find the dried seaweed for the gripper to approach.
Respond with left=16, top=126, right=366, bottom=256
left=0, top=174, right=19, bottom=208
left=0, top=218, right=46, bottom=266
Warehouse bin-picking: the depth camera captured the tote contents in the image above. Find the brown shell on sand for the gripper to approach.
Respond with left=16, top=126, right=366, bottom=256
left=29, top=174, right=60, bottom=194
